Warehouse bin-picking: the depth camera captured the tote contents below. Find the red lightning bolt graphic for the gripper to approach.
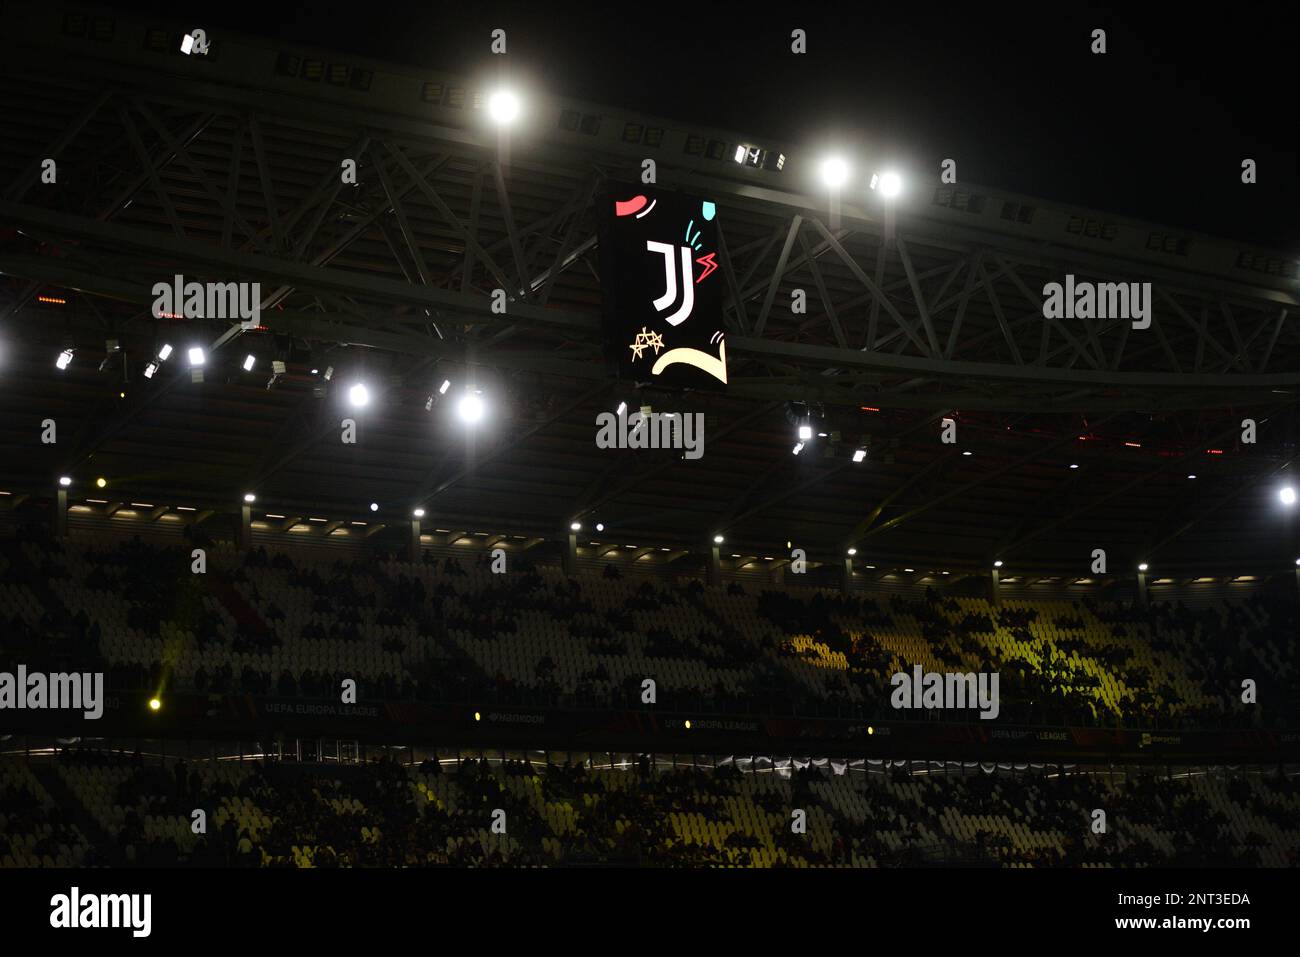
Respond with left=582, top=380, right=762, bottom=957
left=695, top=252, right=718, bottom=284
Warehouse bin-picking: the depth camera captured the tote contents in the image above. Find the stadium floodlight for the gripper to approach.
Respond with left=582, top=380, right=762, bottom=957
left=144, top=362, right=159, bottom=379
left=348, top=383, right=370, bottom=407
left=369, top=502, right=379, bottom=512
left=993, top=560, right=1003, bottom=568
left=458, top=392, right=485, bottom=424
left=847, top=547, right=858, bottom=556
left=1138, top=563, right=1149, bottom=571
left=157, top=343, right=173, bottom=360
left=487, top=90, right=521, bottom=125
left=852, top=448, right=867, bottom=463
left=58, top=476, right=72, bottom=487
left=798, top=424, right=813, bottom=441
left=243, top=493, right=256, bottom=503
left=713, top=534, right=724, bottom=545
left=412, top=508, right=426, bottom=518
left=242, top=354, right=256, bottom=372
left=877, top=171, right=903, bottom=198
left=570, top=521, right=582, bottom=532
left=439, top=379, right=451, bottom=395
left=1280, top=486, right=1297, bottom=507
left=819, top=156, right=849, bottom=189
left=187, top=346, right=205, bottom=367
left=56, top=348, right=74, bottom=370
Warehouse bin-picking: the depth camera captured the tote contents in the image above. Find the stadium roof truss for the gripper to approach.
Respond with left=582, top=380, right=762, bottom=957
left=1, top=2, right=1299, bottom=573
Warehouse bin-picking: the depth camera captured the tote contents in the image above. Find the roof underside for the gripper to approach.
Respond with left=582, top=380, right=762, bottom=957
left=1, top=3, right=1299, bottom=575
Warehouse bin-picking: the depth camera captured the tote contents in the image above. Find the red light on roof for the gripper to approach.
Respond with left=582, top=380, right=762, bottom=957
left=860, top=406, right=880, bottom=412
left=37, top=295, right=67, bottom=305
left=1123, top=442, right=1141, bottom=448
left=1206, top=448, right=1224, bottom=455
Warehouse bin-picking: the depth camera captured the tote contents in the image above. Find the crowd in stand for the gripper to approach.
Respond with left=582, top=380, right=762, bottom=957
left=1, top=525, right=1296, bottom=730
left=6, top=745, right=1295, bottom=868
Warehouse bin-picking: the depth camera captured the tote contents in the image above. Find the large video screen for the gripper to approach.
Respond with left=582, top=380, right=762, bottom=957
left=596, top=184, right=728, bottom=389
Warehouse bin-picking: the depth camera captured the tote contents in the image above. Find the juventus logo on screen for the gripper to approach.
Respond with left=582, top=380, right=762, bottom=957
left=597, top=185, right=728, bottom=389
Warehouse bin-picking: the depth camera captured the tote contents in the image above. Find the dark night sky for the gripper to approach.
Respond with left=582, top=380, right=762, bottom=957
left=109, top=1, right=1298, bottom=249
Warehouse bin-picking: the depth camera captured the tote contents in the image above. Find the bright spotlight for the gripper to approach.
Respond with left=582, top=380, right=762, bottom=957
left=439, top=379, right=451, bottom=395
left=1187, top=474, right=1197, bottom=480
left=243, top=493, right=255, bottom=503
left=1280, top=486, right=1297, bottom=507
left=55, top=348, right=74, bottom=370
left=187, top=347, right=205, bottom=367
left=58, top=476, right=71, bottom=487
left=488, top=90, right=521, bottom=124
left=369, top=502, right=379, bottom=512
left=595, top=522, right=605, bottom=532
left=792, top=442, right=805, bottom=455
left=1138, top=563, right=1149, bottom=572
left=798, top=424, right=813, bottom=441
left=458, top=392, right=485, bottom=424
left=148, top=697, right=161, bottom=711
left=712, top=534, right=724, bottom=545
left=413, top=508, right=426, bottom=518
left=157, top=344, right=173, bottom=361
left=847, top=547, right=858, bottom=556
left=993, top=560, right=1003, bottom=568
left=820, top=156, right=849, bottom=189
left=1069, top=463, right=1079, bottom=469
left=242, top=354, right=256, bottom=372
left=570, top=521, right=582, bottom=532
left=95, top=477, right=106, bottom=489
left=144, top=362, right=159, bottom=379
left=877, top=171, right=903, bottom=198
left=348, top=383, right=370, bottom=407
left=616, top=401, right=628, bottom=417
left=852, top=448, right=867, bottom=463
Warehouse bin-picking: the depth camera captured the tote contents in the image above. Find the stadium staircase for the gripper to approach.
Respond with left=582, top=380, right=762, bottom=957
left=209, top=574, right=270, bottom=636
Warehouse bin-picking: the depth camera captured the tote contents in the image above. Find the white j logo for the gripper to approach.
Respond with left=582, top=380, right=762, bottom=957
left=646, top=241, right=695, bottom=326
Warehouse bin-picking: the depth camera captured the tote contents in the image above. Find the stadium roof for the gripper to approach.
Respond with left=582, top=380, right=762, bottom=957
left=1, top=1, right=1299, bottom=576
